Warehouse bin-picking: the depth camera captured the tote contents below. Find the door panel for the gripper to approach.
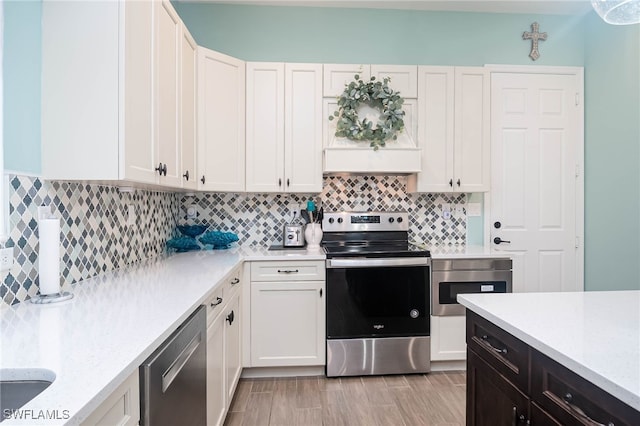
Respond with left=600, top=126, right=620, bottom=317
left=491, top=72, right=581, bottom=293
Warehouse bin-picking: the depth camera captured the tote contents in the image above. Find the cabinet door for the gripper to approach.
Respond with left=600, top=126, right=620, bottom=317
left=207, top=313, right=226, bottom=426
left=430, top=315, right=466, bottom=361
left=122, top=0, right=157, bottom=184
left=251, top=281, right=325, bottom=366
left=198, top=48, right=246, bottom=192
left=155, top=0, right=182, bottom=187
left=371, top=65, right=418, bottom=98
left=454, top=67, right=490, bottom=192
left=180, top=24, right=197, bottom=190
left=467, top=348, right=530, bottom=426
left=246, top=62, right=285, bottom=192
left=323, top=64, right=370, bottom=97
left=81, top=370, right=139, bottom=426
left=408, top=66, right=454, bottom=193
left=224, top=291, right=242, bottom=403
left=284, top=63, right=323, bottom=193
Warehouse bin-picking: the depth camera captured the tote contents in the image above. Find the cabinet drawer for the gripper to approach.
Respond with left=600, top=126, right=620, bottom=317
left=466, top=310, right=530, bottom=393
left=531, top=350, right=640, bottom=426
left=223, top=265, right=242, bottom=296
left=205, top=285, right=225, bottom=325
left=250, top=261, right=325, bottom=282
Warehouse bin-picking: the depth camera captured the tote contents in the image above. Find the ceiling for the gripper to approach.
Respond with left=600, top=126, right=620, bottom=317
left=180, top=0, right=594, bottom=16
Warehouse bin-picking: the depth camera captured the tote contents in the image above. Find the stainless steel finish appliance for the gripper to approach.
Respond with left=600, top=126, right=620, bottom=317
left=431, top=258, right=513, bottom=316
left=323, top=211, right=431, bottom=377
left=283, top=224, right=305, bottom=247
left=140, top=305, right=206, bottom=426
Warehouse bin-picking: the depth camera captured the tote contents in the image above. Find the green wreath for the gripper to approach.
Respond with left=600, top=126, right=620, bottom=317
left=329, top=74, right=405, bottom=151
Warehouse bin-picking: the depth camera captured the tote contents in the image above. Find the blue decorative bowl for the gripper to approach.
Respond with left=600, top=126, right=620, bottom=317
left=177, top=224, right=208, bottom=237
left=199, top=231, right=239, bottom=249
left=166, top=236, right=201, bottom=252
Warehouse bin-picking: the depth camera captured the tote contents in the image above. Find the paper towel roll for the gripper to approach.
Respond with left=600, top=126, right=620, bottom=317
left=38, top=218, right=61, bottom=295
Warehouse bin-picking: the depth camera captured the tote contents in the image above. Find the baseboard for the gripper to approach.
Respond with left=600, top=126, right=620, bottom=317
left=240, top=366, right=325, bottom=378
left=430, top=360, right=467, bottom=372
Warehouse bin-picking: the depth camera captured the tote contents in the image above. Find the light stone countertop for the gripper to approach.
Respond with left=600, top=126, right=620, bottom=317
left=458, top=291, right=640, bottom=411
left=0, top=245, right=325, bottom=425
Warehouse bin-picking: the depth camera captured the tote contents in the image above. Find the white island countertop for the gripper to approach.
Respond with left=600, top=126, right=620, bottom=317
left=458, top=291, right=640, bottom=411
left=0, top=245, right=325, bottom=425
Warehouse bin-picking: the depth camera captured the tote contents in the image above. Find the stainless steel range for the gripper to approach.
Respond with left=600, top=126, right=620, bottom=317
left=322, top=211, right=431, bottom=377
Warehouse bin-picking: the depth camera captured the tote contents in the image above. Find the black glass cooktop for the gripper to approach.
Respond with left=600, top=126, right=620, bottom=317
left=322, top=242, right=430, bottom=258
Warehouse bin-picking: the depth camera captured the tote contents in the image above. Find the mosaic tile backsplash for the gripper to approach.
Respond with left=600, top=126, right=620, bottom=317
left=181, top=175, right=466, bottom=247
left=2, top=174, right=466, bottom=306
left=1, top=175, right=180, bottom=306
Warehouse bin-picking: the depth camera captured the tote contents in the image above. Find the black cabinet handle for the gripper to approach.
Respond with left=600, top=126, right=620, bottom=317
left=210, top=297, right=223, bottom=307
left=449, top=179, right=453, bottom=187
left=230, top=277, right=239, bottom=285
left=494, top=237, right=511, bottom=244
left=155, top=163, right=164, bottom=175
left=183, top=170, right=189, bottom=181
left=277, top=269, right=299, bottom=274
left=481, top=335, right=508, bottom=355
left=200, top=175, right=206, bottom=185
left=226, top=310, right=235, bottom=325
left=319, top=288, right=323, bottom=297
left=278, top=178, right=282, bottom=187
left=511, top=406, right=528, bottom=426
left=562, top=393, right=613, bottom=426
left=287, top=178, right=290, bottom=187
left=457, top=178, right=461, bottom=187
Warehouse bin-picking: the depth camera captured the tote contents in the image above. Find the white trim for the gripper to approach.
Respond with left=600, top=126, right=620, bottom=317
left=0, top=2, right=6, bottom=244
left=486, top=64, right=585, bottom=292
left=4, top=170, right=44, bottom=178
left=482, top=192, right=491, bottom=250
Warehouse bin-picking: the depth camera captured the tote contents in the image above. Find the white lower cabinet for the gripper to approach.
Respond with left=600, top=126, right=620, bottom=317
left=81, top=370, right=139, bottom=426
left=249, top=261, right=326, bottom=367
left=205, top=265, right=243, bottom=426
left=430, top=315, right=467, bottom=361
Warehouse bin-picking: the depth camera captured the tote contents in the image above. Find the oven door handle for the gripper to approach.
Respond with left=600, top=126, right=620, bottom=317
left=326, top=257, right=431, bottom=268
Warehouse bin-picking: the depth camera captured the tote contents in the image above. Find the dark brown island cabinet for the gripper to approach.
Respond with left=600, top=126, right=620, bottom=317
left=465, top=310, right=640, bottom=426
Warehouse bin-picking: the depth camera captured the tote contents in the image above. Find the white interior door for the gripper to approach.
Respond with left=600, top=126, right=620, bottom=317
left=491, top=72, right=582, bottom=293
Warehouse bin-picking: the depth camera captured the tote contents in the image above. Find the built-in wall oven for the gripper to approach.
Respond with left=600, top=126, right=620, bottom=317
left=432, top=258, right=513, bottom=316
left=323, top=211, right=431, bottom=377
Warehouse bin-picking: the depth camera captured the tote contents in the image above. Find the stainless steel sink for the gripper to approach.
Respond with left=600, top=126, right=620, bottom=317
left=0, top=369, right=56, bottom=422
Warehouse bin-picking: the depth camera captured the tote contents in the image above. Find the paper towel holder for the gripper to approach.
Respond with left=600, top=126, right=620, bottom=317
left=31, top=291, right=74, bottom=304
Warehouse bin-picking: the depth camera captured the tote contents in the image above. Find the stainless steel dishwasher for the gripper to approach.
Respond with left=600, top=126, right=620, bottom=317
left=140, top=305, right=206, bottom=426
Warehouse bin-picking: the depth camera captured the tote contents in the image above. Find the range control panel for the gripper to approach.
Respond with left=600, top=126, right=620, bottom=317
left=322, top=211, right=409, bottom=233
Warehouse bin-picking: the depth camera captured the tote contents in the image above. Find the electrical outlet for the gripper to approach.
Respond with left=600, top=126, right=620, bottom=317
left=455, top=205, right=465, bottom=215
left=126, top=204, right=136, bottom=226
left=0, top=247, right=14, bottom=272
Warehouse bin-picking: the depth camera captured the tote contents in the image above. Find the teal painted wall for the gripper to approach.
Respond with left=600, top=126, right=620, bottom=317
left=584, top=14, right=640, bottom=291
left=3, top=0, right=42, bottom=174
left=173, top=3, right=586, bottom=65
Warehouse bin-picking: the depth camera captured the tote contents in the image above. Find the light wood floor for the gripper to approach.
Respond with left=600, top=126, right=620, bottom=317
left=224, top=371, right=466, bottom=426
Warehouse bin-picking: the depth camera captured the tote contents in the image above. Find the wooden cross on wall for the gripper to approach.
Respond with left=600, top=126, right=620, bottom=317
left=523, top=22, right=547, bottom=61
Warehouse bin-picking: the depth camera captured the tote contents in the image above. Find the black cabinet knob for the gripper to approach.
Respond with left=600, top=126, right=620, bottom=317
left=183, top=170, right=189, bottom=181
left=155, top=163, right=163, bottom=175
left=200, top=175, right=206, bottom=184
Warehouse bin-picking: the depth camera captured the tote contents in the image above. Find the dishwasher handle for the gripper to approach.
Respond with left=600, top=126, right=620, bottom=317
left=161, top=333, right=202, bottom=393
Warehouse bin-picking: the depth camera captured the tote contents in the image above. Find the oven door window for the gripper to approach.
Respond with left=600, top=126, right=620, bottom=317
left=326, top=266, right=430, bottom=339
left=438, top=281, right=508, bottom=305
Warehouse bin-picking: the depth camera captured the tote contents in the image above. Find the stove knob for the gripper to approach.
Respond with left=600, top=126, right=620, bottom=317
left=328, top=218, right=334, bottom=224
left=397, top=217, right=403, bottom=223
left=388, top=217, right=395, bottom=223
left=337, top=218, right=344, bottom=224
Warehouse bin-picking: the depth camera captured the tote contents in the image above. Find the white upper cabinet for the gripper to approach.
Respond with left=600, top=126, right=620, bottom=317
left=323, top=64, right=370, bottom=97
left=180, top=24, right=198, bottom=190
left=41, top=0, right=191, bottom=189
left=371, top=65, right=418, bottom=98
left=246, top=62, right=322, bottom=193
left=408, top=66, right=490, bottom=193
left=198, top=48, right=246, bottom=192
